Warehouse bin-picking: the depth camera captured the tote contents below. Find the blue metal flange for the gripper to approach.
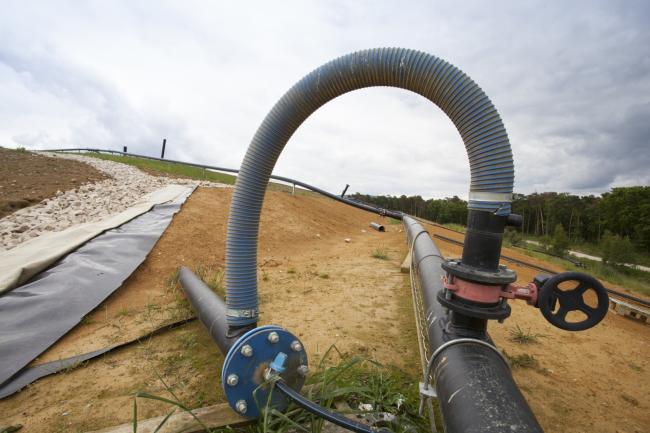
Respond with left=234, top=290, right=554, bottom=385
left=221, top=325, right=308, bottom=418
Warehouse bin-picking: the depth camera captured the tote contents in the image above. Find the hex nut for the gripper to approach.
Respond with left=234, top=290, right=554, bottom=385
left=236, top=399, right=247, bottom=414
left=241, top=344, right=253, bottom=357
left=290, top=340, right=303, bottom=352
left=297, top=365, right=309, bottom=376
left=267, top=331, right=280, bottom=343
left=226, top=374, right=239, bottom=386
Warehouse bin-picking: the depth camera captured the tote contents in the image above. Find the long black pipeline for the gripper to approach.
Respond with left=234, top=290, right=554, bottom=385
left=404, top=216, right=543, bottom=433
left=39, top=148, right=403, bottom=220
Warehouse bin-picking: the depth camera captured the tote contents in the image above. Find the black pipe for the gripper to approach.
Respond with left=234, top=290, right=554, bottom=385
left=161, top=138, right=167, bottom=159
left=369, top=222, right=385, bottom=232
left=177, top=267, right=247, bottom=353
left=341, top=184, right=350, bottom=197
left=404, top=216, right=543, bottom=433
left=275, top=381, right=382, bottom=433
left=40, top=148, right=403, bottom=220
left=462, top=209, right=506, bottom=271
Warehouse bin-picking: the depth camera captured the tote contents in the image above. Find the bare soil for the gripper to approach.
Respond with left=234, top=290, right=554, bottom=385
left=0, top=148, right=108, bottom=218
left=0, top=187, right=647, bottom=433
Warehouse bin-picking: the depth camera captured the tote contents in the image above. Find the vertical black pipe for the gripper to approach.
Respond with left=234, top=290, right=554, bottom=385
left=340, top=184, right=350, bottom=197
left=462, top=209, right=507, bottom=271
left=404, top=216, right=543, bottom=433
left=161, top=138, right=167, bottom=159
left=123, top=146, right=127, bottom=153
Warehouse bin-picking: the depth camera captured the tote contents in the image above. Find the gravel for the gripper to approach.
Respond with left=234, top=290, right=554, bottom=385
left=0, top=152, right=229, bottom=251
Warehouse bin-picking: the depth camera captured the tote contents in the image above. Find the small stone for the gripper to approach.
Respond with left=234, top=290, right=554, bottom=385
left=13, top=224, right=30, bottom=233
left=344, top=238, right=351, bottom=243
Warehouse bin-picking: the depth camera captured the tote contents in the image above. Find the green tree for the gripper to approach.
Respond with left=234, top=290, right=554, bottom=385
left=601, top=232, right=636, bottom=267
left=551, top=224, right=569, bottom=255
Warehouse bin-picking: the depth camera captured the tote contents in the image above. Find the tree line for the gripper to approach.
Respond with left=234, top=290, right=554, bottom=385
left=351, top=186, right=650, bottom=253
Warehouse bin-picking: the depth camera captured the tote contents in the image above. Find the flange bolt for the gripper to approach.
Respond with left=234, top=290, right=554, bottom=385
left=236, top=399, right=247, bottom=414
left=290, top=340, right=303, bottom=352
left=267, top=331, right=280, bottom=343
left=297, top=365, right=309, bottom=376
left=226, top=374, right=239, bottom=386
left=241, top=344, right=253, bottom=357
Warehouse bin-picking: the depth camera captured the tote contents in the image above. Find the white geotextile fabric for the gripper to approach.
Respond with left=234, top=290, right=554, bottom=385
left=0, top=184, right=192, bottom=294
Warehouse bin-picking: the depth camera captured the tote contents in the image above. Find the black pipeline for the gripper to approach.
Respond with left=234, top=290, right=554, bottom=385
left=404, top=216, right=543, bottom=433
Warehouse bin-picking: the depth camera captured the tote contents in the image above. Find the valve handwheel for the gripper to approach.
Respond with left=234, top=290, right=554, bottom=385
left=538, top=272, right=609, bottom=331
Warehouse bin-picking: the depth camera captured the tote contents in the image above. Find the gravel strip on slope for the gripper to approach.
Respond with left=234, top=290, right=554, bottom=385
left=0, top=152, right=229, bottom=251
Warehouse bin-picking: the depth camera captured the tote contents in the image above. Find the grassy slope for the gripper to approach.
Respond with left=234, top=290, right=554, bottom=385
left=82, top=152, right=237, bottom=184
left=81, top=152, right=320, bottom=197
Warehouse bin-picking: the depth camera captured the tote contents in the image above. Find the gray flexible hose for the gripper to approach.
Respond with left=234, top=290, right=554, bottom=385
left=226, top=48, right=514, bottom=326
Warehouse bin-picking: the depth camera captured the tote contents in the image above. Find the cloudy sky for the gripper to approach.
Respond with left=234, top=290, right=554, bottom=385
left=1, top=1, right=648, bottom=199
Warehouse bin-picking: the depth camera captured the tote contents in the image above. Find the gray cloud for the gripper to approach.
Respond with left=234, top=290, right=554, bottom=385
left=1, top=0, right=648, bottom=198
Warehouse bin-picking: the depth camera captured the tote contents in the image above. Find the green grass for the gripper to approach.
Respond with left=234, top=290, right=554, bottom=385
left=194, top=264, right=225, bottom=296
left=133, top=348, right=433, bottom=433
left=81, top=152, right=237, bottom=184
left=508, top=325, right=544, bottom=344
left=515, top=246, right=650, bottom=297
left=371, top=248, right=389, bottom=260
left=79, top=152, right=326, bottom=199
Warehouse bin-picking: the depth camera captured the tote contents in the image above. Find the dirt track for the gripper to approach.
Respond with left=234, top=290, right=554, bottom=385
left=0, top=187, right=648, bottom=432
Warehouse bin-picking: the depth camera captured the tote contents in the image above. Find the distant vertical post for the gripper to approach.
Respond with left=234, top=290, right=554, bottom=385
left=161, top=138, right=167, bottom=159
left=123, top=146, right=127, bottom=153
left=341, top=184, right=350, bottom=197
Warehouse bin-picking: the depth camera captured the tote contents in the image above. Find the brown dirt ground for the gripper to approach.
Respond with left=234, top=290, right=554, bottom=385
left=0, top=188, right=648, bottom=433
left=0, top=148, right=109, bottom=218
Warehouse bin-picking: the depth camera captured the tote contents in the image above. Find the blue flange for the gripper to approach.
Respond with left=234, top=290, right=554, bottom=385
left=221, top=325, right=308, bottom=418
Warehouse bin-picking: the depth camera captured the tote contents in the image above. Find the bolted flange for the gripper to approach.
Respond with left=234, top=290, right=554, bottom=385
left=221, top=325, right=308, bottom=419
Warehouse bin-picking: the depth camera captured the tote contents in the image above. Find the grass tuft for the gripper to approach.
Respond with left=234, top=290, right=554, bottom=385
left=508, top=325, right=544, bottom=344
left=506, top=352, right=539, bottom=369
left=371, top=248, right=389, bottom=260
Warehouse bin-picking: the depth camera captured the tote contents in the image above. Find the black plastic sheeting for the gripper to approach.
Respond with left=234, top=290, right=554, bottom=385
left=0, top=317, right=196, bottom=399
left=0, top=187, right=194, bottom=387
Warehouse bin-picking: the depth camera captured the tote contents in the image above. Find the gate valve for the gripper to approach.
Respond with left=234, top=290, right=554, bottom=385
left=536, top=272, right=609, bottom=331
left=442, top=270, right=608, bottom=332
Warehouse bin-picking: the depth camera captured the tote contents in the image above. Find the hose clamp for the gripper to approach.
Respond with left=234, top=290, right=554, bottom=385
left=227, top=308, right=259, bottom=318
left=468, top=191, right=512, bottom=203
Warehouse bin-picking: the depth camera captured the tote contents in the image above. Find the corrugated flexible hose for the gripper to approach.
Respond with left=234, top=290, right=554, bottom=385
left=225, top=47, right=514, bottom=326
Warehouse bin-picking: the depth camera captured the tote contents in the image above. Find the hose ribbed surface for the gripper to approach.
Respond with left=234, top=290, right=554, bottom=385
left=226, top=48, right=514, bottom=325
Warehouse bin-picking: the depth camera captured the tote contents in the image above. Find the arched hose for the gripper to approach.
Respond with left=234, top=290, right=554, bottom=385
left=225, top=48, right=514, bottom=326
